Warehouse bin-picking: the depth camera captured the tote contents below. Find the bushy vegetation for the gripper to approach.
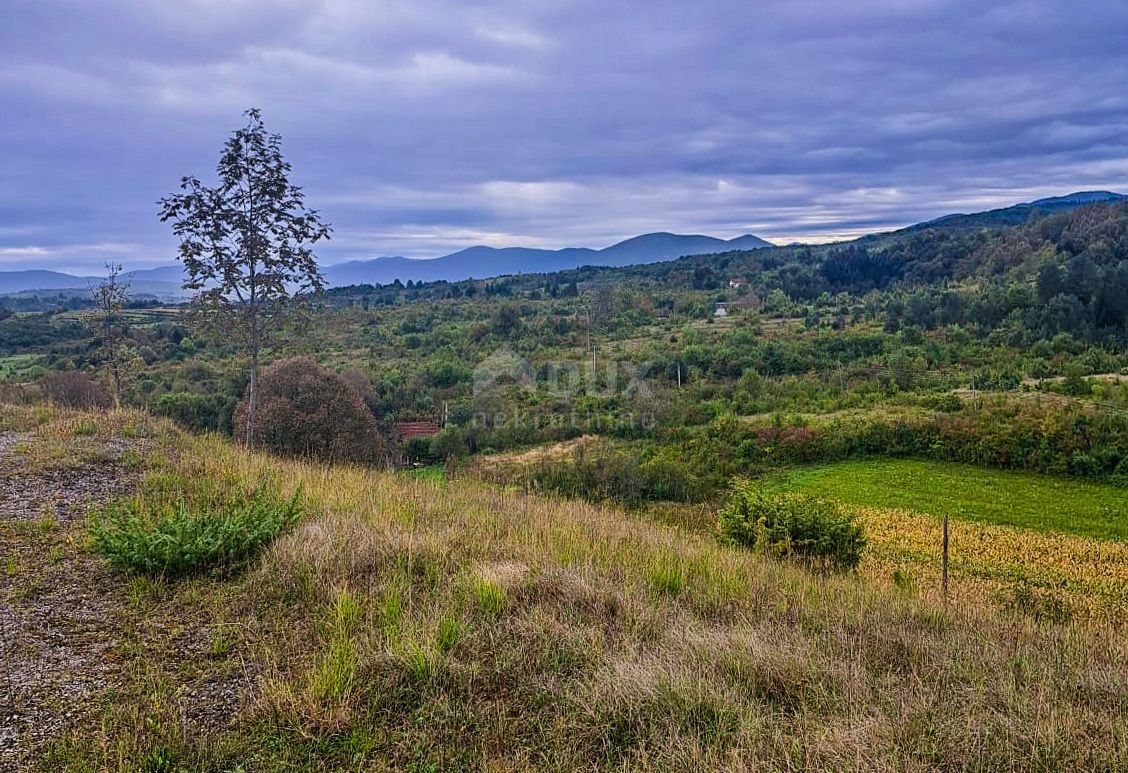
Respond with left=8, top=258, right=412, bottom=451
left=479, top=442, right=704, bottom=506
left=718, top=484, right=866, bottom=570
left=234, top=356, right=392, bottom=464
left=7, top=202, right=1128, bottom=483
left=774, top=458, right=1128, bottom=540
left=40, top=370, right=112, bottom=409
left=90, top=473, right=302, bottom=575
left=481, top=398, right=1128, bottom=510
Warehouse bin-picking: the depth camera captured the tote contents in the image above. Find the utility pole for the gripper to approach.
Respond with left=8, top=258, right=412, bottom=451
left=941, top=513, right=950, bottom=605
left=586, top=305, right=596, bottom=387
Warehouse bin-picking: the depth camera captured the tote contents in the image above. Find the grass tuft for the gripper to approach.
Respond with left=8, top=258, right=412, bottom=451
left=470, top=577, right=506, bottom=615
left=645, top=557, right=687, bottom=597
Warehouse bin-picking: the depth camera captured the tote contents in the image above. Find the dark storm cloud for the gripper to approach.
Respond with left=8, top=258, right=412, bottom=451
left=2, top=0, right=1127, bottom=271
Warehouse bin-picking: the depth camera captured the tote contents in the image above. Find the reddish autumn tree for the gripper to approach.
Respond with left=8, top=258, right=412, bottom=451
left=233, top=357, right=390, bottom=464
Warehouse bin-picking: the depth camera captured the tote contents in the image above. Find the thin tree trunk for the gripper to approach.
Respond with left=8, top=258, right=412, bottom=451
left=245, top=346, right=259, bottom=447
left=109, top=342, right=122, bottom=409
left=111, top=367, right=122, bottom=409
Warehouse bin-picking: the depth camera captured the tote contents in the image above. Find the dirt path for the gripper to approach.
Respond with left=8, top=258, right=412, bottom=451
left=0, top=432, right=140, bottom=769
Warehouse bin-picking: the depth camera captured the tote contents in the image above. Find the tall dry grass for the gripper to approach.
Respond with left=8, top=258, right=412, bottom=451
left=6, top=403, right=1124, bottom=770
left=178, top=433, right=1128, bottom=770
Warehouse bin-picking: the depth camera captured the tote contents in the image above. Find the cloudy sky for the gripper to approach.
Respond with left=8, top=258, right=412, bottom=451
left=2, top=0, right=1128, bottom=273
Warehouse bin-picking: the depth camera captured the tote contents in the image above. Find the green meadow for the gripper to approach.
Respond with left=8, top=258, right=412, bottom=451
left=772, top=459, right=1128, bottom=541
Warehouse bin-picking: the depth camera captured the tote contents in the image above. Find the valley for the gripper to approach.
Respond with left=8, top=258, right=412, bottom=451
left=3, top=196, right=1128, bottom=769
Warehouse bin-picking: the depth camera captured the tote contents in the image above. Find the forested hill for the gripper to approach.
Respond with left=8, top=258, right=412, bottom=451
left=583, top=197, right=1128, bottom=293
left=903, top=190, right=1126, bottom=231
left=328, top=198, right=1128, bottom=346
left=603, top=198, right=1128, bottom=345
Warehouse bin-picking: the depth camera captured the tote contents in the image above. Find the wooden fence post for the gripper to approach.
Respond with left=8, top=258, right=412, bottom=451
left=942, top=513, right=950, bottom=605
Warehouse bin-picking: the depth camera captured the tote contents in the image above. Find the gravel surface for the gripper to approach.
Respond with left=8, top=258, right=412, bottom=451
left=0, top=432, right=138, bottom=769
left=0, top=428, right=266, bottom=768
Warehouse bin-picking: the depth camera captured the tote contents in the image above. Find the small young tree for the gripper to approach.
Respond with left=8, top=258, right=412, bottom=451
left=87, top=262, right=132, bottom=407
left=159, top=108, right=330, bottom=446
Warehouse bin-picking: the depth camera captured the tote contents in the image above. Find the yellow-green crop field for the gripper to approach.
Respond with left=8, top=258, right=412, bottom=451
left=775, top=460, right=1128, bottom=620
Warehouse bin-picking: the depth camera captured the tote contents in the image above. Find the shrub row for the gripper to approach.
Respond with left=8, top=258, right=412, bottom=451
left=496, top=400, right=1128, bottom=507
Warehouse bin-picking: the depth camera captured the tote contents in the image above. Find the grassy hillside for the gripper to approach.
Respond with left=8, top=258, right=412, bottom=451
left=4, top=406, right=1125, bottom=770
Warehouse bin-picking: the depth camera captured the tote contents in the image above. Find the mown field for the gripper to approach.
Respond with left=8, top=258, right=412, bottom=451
left=772, top=459, right=1128, bottom=540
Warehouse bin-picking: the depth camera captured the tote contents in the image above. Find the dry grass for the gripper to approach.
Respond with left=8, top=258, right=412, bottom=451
left=172, top=434, right=1128, bottom=769
left=10, top=405, right=1127, bottom=770
left=857, top=505, right=1128, bottom=620
left=472, top=434, right=602, bottom=469
left=0, top=404, right=175, bottom=472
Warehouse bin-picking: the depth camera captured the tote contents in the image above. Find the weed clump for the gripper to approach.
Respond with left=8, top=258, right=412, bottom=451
left=90, top=473, right=302, bottom=575
left=719, top=483, right=865, bottom=571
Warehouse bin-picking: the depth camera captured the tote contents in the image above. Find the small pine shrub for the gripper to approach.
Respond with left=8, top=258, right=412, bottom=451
left=90, top=475, right=302, bottom=576
left=718, top=483, right=865, bottom=571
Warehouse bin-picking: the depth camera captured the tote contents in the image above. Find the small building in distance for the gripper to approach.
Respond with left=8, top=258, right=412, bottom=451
left=728, top=277, right=748, bottom=289
left=394, top=421, right=441, bottom=441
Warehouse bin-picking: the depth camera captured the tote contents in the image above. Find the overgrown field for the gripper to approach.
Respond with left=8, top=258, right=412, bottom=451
left=853, top=503, right=1128, bottom=621
left=4, top=406, right=1124, bottom=770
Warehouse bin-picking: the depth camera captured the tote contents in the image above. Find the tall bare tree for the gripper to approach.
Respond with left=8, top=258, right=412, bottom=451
left=587, top=284, right=618, bottom=376
left=87, top=262, right=131, bottom=408
left=159, top=108, right=331, bottom=446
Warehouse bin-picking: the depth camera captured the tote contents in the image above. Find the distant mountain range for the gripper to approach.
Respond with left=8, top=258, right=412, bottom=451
left=0, top=265, right=189, bottom=298
left=0, top=232, right=772, bottom=297
left=2, top=191, right=1125, bottom=297
left=907, top=190, right=1127, bottom=232
left=322, top=232, right=772, bottom=287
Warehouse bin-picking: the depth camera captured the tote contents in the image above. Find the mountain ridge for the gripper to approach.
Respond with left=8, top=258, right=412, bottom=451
left=0, top=231, right=774, bottom=295
left=322, top=232, right=773, bottom=286
left=2, top=190, right=1124, bottom=296
left=909, top=190, right=1127, bottom=231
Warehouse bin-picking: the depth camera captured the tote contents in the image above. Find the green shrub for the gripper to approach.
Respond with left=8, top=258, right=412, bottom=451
left=718, top=483, right=865, bottom=571
left=90, top=475, right=302, bottom=576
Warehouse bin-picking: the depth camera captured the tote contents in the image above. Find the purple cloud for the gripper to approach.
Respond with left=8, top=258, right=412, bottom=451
left=2, top=0, right=1127, bottom=272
